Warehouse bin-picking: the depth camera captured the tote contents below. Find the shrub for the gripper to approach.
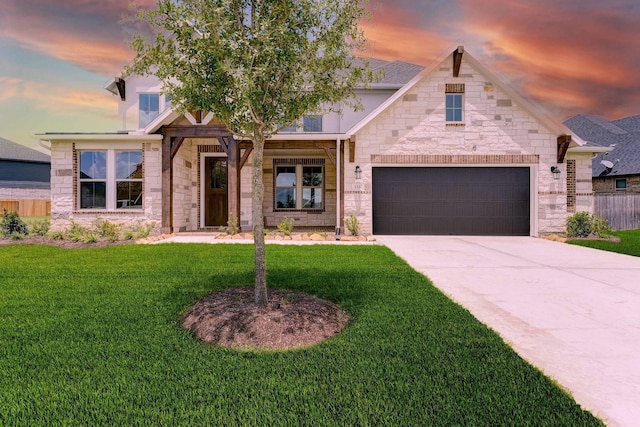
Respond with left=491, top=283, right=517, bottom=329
left=93, top=219, right=121, bottom=241
left=48, top=230, right=65, bottom=240
left=66, top=221, right=91, bottom=242
left=345, top=213, right=360, bottom=236
left=1, top=209, right=28, bottom=237
left=219, top=215, right=240, bottom=235
left=593, top=215, right=614, bottom=238
left=277, top=217, right=295, bottom=236
left=29, top=218, right=50, bottom=236
left=566, top=212, right=614, bottom=238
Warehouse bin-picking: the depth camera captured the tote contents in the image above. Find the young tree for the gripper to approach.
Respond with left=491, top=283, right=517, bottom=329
left=129, top=0, right=376, bottom=306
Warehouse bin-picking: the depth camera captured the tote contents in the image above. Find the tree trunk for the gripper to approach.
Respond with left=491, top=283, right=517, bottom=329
left=251, top=132, right=268, bottom=306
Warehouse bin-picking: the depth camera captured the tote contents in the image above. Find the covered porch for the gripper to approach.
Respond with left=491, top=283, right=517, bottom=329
left=159, top=123, right=350, bottom=234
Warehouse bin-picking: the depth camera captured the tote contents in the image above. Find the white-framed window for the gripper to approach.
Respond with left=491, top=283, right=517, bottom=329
left=139, top=93, right=160, bottom=128
left=278, top=115, right=323, bottom=133
left=303, top=115, right=322, bottom=132
left=445, top=83, right=465, bottom=123
left=79, top=151, right=107, bottom=209
left=615, top=178, right=627, bottom=191
left=274, top=159, right=324, bottom=210
left=78, top=149, right=143, bottom=210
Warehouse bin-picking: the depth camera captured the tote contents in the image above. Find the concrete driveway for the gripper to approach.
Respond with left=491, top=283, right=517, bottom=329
left=376, top=236, right=640, bottom=427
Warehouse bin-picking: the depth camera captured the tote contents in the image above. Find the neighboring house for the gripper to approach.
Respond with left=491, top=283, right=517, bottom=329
left=0, top=137, right=51, bottom=216
left=565, top=114, right=640, bottom=229
left=40, top=46, right=604, bottom=236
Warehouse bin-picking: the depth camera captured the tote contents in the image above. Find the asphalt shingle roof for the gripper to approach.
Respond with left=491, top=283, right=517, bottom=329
left=564, top=114, right=640, bottom=177
left=0, top=137, right=50, bottom=163
left=358, top=57, right=425, bottom=86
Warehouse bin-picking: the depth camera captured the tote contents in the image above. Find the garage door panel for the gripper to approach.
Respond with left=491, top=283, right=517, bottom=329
left=372, top=167, right=530, bottom=235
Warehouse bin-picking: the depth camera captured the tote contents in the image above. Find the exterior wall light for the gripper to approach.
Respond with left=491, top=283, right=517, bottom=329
left=551, top=166, right=561, bottom=180
left=355, top=165, right=362, bottom=180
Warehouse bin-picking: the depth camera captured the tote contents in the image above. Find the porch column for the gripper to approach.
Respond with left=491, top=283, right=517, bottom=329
left=336, top=138, right=341, bottom=234
left=161, top=133, right=172, bottom=233
left=226, top=136, right=241, bottom=225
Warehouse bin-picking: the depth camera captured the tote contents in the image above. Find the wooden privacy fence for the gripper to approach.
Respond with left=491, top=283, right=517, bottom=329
left=0, top=199, right=51, bottom=217
left=594, top=193, right=640, bottom=231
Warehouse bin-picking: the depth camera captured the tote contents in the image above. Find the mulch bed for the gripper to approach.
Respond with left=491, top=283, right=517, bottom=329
left=0, top=236, right=136, bottom=249
left=182, top=287, right=349, bottom=351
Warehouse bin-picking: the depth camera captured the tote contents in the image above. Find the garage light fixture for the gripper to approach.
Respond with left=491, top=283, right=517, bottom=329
left=550, top=166, right=561, bottom=180
left=355, top=165, right=362, bottom=180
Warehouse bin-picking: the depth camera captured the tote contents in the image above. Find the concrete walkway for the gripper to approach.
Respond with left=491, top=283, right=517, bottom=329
left=376, top=235, right=640, bottom=427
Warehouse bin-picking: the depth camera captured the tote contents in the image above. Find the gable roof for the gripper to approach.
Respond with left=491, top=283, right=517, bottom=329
left=564, top=114, right=640, bottom=177
left=347, top=46, right=586, bottom=149
left=0, top=137, right=50, bottom=163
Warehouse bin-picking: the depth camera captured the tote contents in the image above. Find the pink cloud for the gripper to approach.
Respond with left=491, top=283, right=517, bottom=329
left=458, top=0, right=640, bottom=119
left=0, top=0, right=154, bottom=76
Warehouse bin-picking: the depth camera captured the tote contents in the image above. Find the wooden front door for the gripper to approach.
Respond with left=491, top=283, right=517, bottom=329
left=204, top=157, right=228, bottom=226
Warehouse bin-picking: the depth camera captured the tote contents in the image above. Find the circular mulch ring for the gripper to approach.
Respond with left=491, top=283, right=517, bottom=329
left=182, top=287, right=349, bottom=351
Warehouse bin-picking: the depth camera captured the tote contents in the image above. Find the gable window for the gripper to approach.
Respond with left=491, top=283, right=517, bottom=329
left=616, top=178, right=627, bottom=191
left=278, top=115, right=323, bottom=133
left=274, top=159, right=324, bottom=210
left=78, top=149, right=143, bottom=210
left=445, top=83, right=465, bottom=123
left=139, top=93, right=160, bottom=128
left=303, top=115, right=322, bottom=132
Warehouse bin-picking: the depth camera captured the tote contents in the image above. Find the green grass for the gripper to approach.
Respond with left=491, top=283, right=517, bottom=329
left=0, top=244, right=602, bottom=426
left=569, top=229, right=640, bottom=256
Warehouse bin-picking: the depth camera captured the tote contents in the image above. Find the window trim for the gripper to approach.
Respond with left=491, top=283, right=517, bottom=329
left=76, top=148, right=144, bottom=211
left=615, top=178, right=627, bottom=191
left=445, top=93, right=464, bottom=123
left=273, top=158, right=325, bottom=212
left=278, top=115, right=323, bottom=133
left=445, top=83, right=465, bottom=125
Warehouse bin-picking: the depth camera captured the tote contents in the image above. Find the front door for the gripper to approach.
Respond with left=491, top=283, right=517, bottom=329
left=204, top=157, right=228, bottom=226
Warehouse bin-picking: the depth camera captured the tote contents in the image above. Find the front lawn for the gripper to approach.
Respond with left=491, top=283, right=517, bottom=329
left=0, top=244, right=601, bottom=426
left=568, top=229, right=640, bottom=257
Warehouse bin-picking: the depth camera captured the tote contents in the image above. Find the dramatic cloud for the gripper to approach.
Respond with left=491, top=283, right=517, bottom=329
left=459, top=0, right=640, bottom=119
left=0, top=0, right=155, bottom=76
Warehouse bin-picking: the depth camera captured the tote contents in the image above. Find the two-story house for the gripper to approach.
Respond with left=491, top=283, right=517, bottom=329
left=40, top=46, right=605, bottom=236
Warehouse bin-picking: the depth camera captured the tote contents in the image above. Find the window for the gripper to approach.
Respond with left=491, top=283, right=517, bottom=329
left=116, top=151, right=143, bottom=208
left=616, top=178, right=627, bottom=191
left=446, top=94, right=463, bottom=122
left=139, top=93, right=160, bottom=128
left=274, top=160, right=324, bottom=210
left=277, top=115, right=323, bottom=133
left=445, top=83, right=465, bottom=123
left=79, top=151, right=107, bottom=209
left=78, top=150, right=143, bottom=210
left=280, top=122, right=298, bottom=133
left=303, top=115, right=322, bottom=132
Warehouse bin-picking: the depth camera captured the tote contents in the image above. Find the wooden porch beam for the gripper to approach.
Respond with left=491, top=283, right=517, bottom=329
left=217, top=136, right=229, bottom=154
left=169, top=137, right=185, bottom=160
left=225, top=135, right=240, bottom=223
left=159, top=125, right=230, bottom=138
left=348, top=138, right=355, bottom=163
left=239, top=146, right=253, bottom=170
left=453, top=46, right=464, bottom=78
left=323, top=146, right=336, bottom=168
left=557, top=134, right=571, bottom=163
left=161, top=133, right=172, bottom=233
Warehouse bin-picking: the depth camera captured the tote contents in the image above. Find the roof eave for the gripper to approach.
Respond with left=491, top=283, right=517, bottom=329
left=37, top=133, right=163, bottom=142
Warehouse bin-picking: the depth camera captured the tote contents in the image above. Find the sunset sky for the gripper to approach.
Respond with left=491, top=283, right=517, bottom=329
left=1, top=0, right=639, bottom=149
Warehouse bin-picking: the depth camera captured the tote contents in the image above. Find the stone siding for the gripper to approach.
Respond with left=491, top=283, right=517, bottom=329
left=49, top=140, right=161, bottom=233
left=345, top=55, right=567, bottom=236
